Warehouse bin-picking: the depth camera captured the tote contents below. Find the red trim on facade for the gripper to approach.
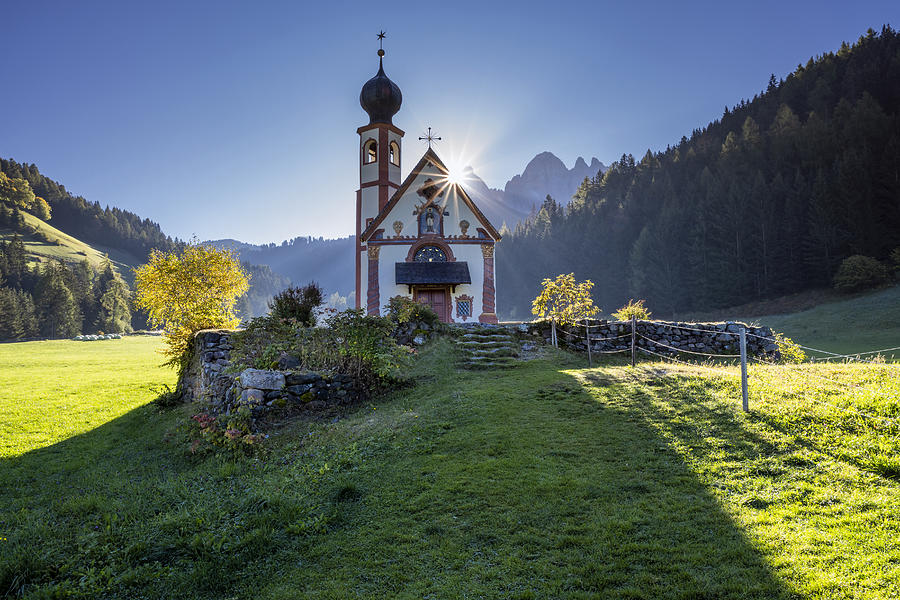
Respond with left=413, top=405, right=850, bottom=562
left=357, top=123, right=405, bottom=137
left=361, top=180, right=400, bottom=189
left=479, top=244, right=498, bottom=324
left=355, top=190, right=362, bottom=309
left=378, top=127, right=390, bottom=210
left=367, top=248, right=380, bottom=315
left=361, top=148, right=502, bottom=242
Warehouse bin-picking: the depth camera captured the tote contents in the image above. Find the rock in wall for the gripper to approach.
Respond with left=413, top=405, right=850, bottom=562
left=528, top=319, right=778, bottom=359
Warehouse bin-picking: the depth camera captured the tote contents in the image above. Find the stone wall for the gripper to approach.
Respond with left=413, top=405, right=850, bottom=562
left=527, top=319, right=778, bottom=359
left=177, top=329, right=363, bottom=418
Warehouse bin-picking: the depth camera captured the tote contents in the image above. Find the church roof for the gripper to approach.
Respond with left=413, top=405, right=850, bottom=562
left=361, top=147, right=502, bottom=242
left=395, top=261, right=472, bottom=285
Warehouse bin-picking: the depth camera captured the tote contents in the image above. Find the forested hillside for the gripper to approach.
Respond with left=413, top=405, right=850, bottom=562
left=0, top=161, right=289, bottom=339
left=0, top=158, right=180, bottom=261
left=498, top=27, right=900, bottom=319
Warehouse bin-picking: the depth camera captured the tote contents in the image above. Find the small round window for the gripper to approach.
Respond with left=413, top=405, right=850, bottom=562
left=414, top=245, right=447, bottom=262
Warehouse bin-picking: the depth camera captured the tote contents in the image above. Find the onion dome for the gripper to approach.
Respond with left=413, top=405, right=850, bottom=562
left=360, top=51, right=402, bottom=125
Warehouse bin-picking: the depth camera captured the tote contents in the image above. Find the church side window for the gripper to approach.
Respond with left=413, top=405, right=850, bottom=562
left=414, top=245, right=447, bottom=262
left=389, top=141, right=400, bottom=166
left=363, top=140, right=377, bottom=164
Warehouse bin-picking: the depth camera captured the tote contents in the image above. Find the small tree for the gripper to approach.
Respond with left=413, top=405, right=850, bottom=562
left=267, top=282, right=323, bottom=326
left=832, top=255, right=891, bottom=293
left=611, top=299, right=651, bottom=321
left=531, top=273, right=598, bottom=347
left=134, top=242, right=249, bottom=370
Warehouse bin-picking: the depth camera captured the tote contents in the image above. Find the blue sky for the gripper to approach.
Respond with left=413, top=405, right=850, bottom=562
left=3, top=0, right=899, bottom=243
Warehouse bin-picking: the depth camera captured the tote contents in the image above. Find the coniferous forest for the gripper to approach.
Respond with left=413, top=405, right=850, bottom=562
left=498, top=27, right=900, bottom=319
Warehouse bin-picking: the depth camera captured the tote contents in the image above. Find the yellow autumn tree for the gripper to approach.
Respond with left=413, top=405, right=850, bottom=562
left=134, top=242, right=249, bottom=369
left=531, top=273, right=598, bottom=347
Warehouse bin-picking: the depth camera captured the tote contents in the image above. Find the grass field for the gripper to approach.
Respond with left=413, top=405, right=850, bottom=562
left=2, top=337, right=899, bottom=598
left=0, top=211, right=142, bottom=275
left=740, top=284, right=900, bottom=358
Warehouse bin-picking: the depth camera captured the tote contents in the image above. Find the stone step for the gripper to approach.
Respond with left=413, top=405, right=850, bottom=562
left=461, top=357, right=519, bottom=370
left=467, top=347, right=518, bottom=358
left=457, top=340, right=516, bottom=350
left=460, top=333, right=516, bottom=342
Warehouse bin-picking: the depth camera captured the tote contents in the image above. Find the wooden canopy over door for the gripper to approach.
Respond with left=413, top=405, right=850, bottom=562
left=414, top=287, right=451, bottom=323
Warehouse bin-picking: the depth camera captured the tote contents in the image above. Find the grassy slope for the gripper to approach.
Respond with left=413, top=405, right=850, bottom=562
left=739, top=284, right=900, bottom=357
left=2, top=339, right=899, bottom=598
left=0, top=211, right=143, bottom=274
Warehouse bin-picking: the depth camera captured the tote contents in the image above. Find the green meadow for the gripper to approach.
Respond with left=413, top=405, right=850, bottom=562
left=1, top=336, right=899, bottom=598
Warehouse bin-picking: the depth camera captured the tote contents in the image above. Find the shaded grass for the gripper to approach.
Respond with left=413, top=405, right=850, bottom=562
left=2, top=338, right=899, bottom=597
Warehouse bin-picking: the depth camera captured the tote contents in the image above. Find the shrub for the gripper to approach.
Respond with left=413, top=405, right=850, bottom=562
left=890, top=247, right=900, bottom=272
left=268, top=282, right=323, bottom=326
left=230, top=308, right=412, bottom=394
left=385, top=295, right=441, bottom=328
left=774, top=332, right=806, bottom=364
left=832, top=255, right=891, bottom=293
left=187, top=406, right=262, bottom=456
left=611, top=299, right=651, bottom=321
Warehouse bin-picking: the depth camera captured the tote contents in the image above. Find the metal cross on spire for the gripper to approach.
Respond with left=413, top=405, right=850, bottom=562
left=419, top=127, right=441, bottom=149
left=377, top=31, right=386, bottom=53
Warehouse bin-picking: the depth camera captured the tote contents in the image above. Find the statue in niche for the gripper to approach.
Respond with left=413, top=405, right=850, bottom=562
left=425, top=207, right=435, bottom=233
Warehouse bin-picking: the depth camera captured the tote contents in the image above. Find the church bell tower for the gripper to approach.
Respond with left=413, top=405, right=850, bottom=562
left=356, top=36, right=404, bottom=309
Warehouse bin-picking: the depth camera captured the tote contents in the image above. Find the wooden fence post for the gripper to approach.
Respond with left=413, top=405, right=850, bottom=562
left=740, top=326, right=749, bottom=412
left=631, top=315, right=636, bottom=367
left=585, top=318, right=592, bottom=368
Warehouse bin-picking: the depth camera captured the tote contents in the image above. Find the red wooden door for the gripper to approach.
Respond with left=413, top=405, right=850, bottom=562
left=417, top=288, right=448, bottom=322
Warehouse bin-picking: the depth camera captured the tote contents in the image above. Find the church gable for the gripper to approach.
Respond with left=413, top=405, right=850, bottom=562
left=361, top=148, right=501, bottom=242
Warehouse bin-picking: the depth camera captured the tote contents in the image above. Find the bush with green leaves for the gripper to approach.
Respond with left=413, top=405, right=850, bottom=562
left=230, top=308, right=413, bottom=393
left=833, top=255, right=891, bottom=293
left=611, top=298, right=652, bottom=321
left=267, top=282, right=323, bottom=326
left=890, top=247, right=900, bottom=272
left=774, top=332, right=806, bottom=364
left=384, top=295, right=441, bottom=328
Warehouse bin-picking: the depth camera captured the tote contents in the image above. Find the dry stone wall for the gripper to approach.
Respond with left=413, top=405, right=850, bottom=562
left=527, top=319, right=779, bottom=359
left=177, top=330, right=363, bottom=418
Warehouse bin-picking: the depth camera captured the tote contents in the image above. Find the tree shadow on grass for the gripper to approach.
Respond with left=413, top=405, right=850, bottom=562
left=0, top=360, right=800, bottom=600
left=257, top=361, right=797, bottom=599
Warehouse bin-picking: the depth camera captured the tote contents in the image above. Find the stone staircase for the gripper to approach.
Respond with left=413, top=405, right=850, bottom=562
left=455, top=327, right=520, bottom=370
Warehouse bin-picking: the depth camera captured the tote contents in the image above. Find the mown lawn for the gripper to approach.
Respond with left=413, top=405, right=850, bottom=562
left=1, top=337, right=899, bottom=598
left=0, top=336, right=175, bottom=458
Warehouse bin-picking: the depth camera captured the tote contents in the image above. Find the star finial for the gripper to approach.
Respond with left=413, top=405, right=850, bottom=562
left=419, top=127, right=441, bottom=150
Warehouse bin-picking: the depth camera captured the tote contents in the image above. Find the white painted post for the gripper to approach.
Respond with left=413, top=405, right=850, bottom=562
left=585, top=318, right=592, bottom=368
left=740, top=326, right=749, bottom=412
left=551, top=319, right=557, bottom=348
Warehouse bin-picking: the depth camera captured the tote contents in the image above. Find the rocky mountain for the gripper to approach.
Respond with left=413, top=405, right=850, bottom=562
left=462, top=152, right=606, bottom=230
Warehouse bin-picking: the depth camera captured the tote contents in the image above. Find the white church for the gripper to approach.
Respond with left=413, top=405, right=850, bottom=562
left=354, top=45, right=501, bottom=324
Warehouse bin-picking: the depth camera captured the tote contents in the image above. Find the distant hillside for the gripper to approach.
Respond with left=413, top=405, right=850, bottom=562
left=207, top=236, right=355, bottom=298
left=498, top=26, right=900, bottom=320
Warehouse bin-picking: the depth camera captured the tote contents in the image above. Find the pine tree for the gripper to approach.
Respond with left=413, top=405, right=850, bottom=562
left=97, top=275, right=132, bottom=333
left=34, top=262, right=81, bottom=338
